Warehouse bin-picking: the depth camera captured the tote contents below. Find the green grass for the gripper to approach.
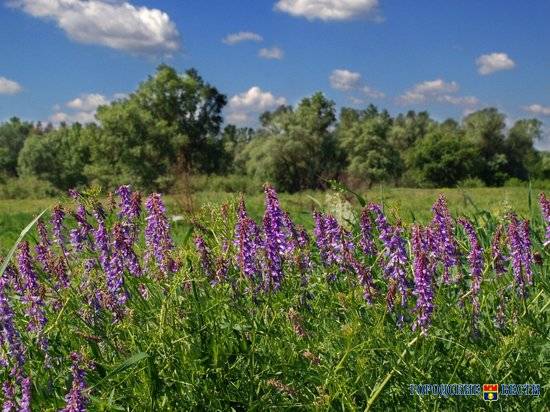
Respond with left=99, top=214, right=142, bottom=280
left=0, top=186, right=548, bottom=410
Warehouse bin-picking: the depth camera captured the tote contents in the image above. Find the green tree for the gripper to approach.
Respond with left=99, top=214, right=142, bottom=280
left=0, top=117, right=33, bottom=176
left=241, top=93, right=341, bottom=192
left=505, top=119, right=542, bottom=180
left=463, top=108, right=508, bottom=185
left=18, top=123, right=91, bottom=189
left=87, top=99, right=182, bottom=191
left=338, top=106, right=402, bottom=187
left=407, top=127, right=480, bottom=187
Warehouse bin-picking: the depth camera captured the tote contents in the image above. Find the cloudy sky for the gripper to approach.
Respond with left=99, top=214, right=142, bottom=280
left=1, top=0, right=549, bottom=147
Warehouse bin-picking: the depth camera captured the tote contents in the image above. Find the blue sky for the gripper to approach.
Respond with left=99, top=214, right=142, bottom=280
left=1, top=0, right=549, bottom=147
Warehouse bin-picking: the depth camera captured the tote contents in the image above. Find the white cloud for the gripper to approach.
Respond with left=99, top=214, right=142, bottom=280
left=222, top=31, right=263, bottom=45
left=523, top=104, right=550, bottom=117
left=227, top=86, right=287, bottom=125
left=9, top=0, right=180, bottom=55
left=0, top=76, right=22, bottom=95
left=330, top=69, right=384, bottom=101
left=274, top=0, right=380, bottom=21
left=330, top=69, right=361, bottom=91
left=49, top=92, right=123, bottom=124
left=66, top=93, right=109, bottom=111
left=399, top=78, right=478, bottom=106
left=258, top=46, right=284, bottom=60
left=476, top=52, right=515, bottom=75
left=362, top=85, right=385, bottom=99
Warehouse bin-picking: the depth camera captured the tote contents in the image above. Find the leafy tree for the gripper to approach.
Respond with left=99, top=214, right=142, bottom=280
left=389, top=110, right=434, bottom=151
left=241, top=93, right=341, bottom=192
left=407, top=128, right=480, bottom=187
left=0, top=117, right=33, bottom=176
left=134, top=65, right=227, bottom=172
left=463, top=108, right=508, bottom=185
left=338, top=107, right=402, bottom=187
left=505, top=119, right=542, bottom=179
left=18, top=123, right=91, bottom=189
left=87, top=99, right=183, bottom=191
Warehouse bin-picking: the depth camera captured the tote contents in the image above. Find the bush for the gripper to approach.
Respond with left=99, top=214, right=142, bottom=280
left=0, top=176, right=60, bottom=199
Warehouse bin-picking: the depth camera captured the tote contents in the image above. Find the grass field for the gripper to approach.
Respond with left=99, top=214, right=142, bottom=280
left=0, top=185, right=548, bottom=410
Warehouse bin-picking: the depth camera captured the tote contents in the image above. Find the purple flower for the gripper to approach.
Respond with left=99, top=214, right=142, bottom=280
left=235, top=203, right=262, bottom=282
left=19, top=377, right=31, bottom=412
left=70, top=204, right=93, bottom=253
left=346, top=255, right=375, bottom=303
left=92, top=208, right=109, bottom=273
left=144, top=193, right=177, bottom=275
left=539, top=193, right=550, bottom=246
left=508, top=215, right=526, bottom=297
left=369, top=204, right=408, bottom=321
left=116, top=185, right=142, bottom=242
left=458, top=218, right=483, bottom=326
left=491, top=225, right=507, bottom=276
left=195, top=236, right=214, bottom=282
left=313, top=211, right=329, bottom=265
left=112, top=223, right=142, bottom=278
left=0, top=275, right=25, bottom=370
left=263, top=212, right=284, bottom=291
left=359, top=208, right=376, bottom=256
left=2, top=381, right=16, bottom=412
left=431, top=195, right=458, bottom=283
left=411, top=225, right=435, bottom=335
left=17, top=242, right=47, bottom=337
left=51, top=205, right=66, bottom=252
left=264, top=185, right=292, bottom=256
left=59, top=352, right=88, bottom=412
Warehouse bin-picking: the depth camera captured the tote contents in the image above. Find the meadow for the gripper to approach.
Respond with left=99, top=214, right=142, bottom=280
left=0, top=185, right=548, bottom=410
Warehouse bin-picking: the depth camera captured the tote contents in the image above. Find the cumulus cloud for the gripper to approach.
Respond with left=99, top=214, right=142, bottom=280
left=49, top=92, right=122, bottom=124
left=222, top=31, right=263, bottom=45
left=330, top=69, right=361, bottom=91
left=274, top=0, right=380, bottom=21
left=523, top=104, right=550, bottom=117
left=8, top=0, right=180, bottom=55
left=362, top=85, right=385, bottom=99
left=476, top=52, right=515, bottom=75
left=258, top=46, right=284, bottom=60
left=398, top=78, right=478, bottom=106
left=0, top=76, right=22, bottom=95
left=66, top=93, right=109, bottom=111
left=227, top=86, right=287, bottom=125
left=329, top=69, right=384, bottom=100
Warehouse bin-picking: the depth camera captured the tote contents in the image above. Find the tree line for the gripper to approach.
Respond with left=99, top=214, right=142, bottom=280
left=1, top=64, right=549, bottom=194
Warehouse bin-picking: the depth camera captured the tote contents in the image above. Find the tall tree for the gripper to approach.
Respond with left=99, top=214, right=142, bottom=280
left=0, top=117, right=33, bottom=176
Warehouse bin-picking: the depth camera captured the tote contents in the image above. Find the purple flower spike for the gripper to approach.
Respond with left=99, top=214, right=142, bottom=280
left=195, top=236, right=214, bottom=281
left=235, top=205, right=262, bottom=282
left=431, top=195, right=458, bottom=283
left=2, top=381, right=16, bottom=412
left=507, top=214, right=533, bottom=297
left=458, top=218, right=483, bottom=327
left=0, top=275, right=26, bottom=370
left=144, top=193, right=177, bottom=276
left=60, top=352, right=89, bottom=412
left=17, top=242, right=47, bottom=337
left=539, top=193, right=550, bottom=246
left=264, top=185, right=292, bottom=256
left=359, top=208, right=376, bottom=256
left=313, top=211, right=329, bottom=265
left=263, top=211, right=284, bottom=291
left=369, top=204, right=408, bottom=321
left=411, top=225, right=435, bottom=335
left=491, top=225, right=508, bottom=276
left=51, top=204, right=67, bottom=252
left=70, top=204, right=93, bottom=253
left=19, top=377, right=31, bottom=412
